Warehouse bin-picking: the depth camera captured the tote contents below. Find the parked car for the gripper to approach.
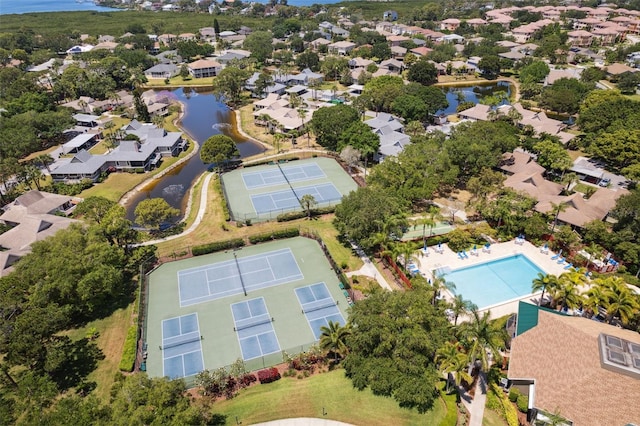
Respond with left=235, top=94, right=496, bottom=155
left=599, top=178, right=610, bottom=187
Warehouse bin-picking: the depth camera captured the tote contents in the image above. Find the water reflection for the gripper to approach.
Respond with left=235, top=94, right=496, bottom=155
left=437, top=81, right=512, bottom=115
left=123, top=88, right=265, bottom=220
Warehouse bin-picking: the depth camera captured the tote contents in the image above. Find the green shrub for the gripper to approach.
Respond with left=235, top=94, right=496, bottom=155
left=276, top=205, right=336, bottom=222
left=508, top=388, right=521, bottom=402
left=213, top=177, right=230, bottom=221
left=118, top=325, right=137, bottom=372
left=248, top=228, right=299, bottom=244
left=516, top=394, right=529, bottom=413
left=192, top=238, right=245, bottom=256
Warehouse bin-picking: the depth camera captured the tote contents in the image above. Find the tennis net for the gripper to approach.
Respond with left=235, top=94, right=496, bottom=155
left=162, top=333, right=200, bottom=350
left=277, top=162, right=301, bottom=204
left=233, top=252, right=247, bottom=296
left=235, top=315, right=272, bottom=331
left=303, top=299, right=336, bottom=314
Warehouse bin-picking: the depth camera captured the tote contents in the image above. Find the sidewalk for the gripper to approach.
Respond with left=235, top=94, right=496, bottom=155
left=457, top=371, right=487, bottom=426
left=344, top=240, right=392, bottom=291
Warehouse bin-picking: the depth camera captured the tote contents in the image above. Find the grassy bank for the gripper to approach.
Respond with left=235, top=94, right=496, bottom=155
left=215, top=369, right=446, bottom=426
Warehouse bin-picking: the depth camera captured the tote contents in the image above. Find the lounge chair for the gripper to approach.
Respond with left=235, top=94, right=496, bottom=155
left=557, top=257, right=566, bottom=264
left=470, top=246, right=479, bottom=256
left=540, top=244, right=549, bottom=254
left=462, top=251, right=469, bottom=259
left=564, top=263, right=573, bottom=270
left=435, top=243, right=444, bottom=254
left=482, top=243, right=491, bottom=253
left=421, top=247, right=429, bottom=257
left=458, top=252, right=465, bottom=260
left=551, top=251, right=561, bottom=260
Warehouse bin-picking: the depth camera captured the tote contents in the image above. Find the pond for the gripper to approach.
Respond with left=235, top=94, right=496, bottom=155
left=123, top=88, right=266, bottom=221
left=436, top=80, right=512, bottom=115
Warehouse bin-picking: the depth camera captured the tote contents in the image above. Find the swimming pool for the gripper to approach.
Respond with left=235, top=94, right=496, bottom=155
left=443, top=255, right=544, bottom=309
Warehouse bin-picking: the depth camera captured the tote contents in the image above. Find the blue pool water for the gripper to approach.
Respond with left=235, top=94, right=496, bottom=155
left=443, top=255, right=544, bottom=309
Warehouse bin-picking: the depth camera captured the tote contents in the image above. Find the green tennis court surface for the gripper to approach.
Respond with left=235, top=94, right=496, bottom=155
left=145, top=237, right=350, bottom=381
left=400, top=222, right=454, bottom=241
left=221, top=157, right=358, bottom=222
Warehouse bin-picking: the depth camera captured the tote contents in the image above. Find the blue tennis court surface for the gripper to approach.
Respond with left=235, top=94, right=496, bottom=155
left=162, top=313, right=204, bottom=379
left=296, top=283, right=346, bottom=340
left=444, top=254, right=544, bottom=309
left=242, top=162, right=326, bottom=189
left=231, top=298, right=281, bottom=360
left=250, top=183, right=342, bottom=215
left=177, top=248, right=303, bottom=307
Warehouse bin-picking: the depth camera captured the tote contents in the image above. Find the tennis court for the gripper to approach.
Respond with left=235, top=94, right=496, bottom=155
left=145, top=237, right=351, bottom=381
left=231, top=298, right=281, bottom=360
left=177, top=248, right=303, bottom=307
left=161, top=313, right=205, bottom=379
left=296, top=282, right=346, bottom=340
left=242, top=163, right=326, bottom=189
left=221, top=157, right=358, bottom=222
left=250, top=183, right=342, bottom=215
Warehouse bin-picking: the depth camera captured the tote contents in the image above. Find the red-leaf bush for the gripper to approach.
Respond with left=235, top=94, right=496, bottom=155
left=257, top=367, right=281, bottom=384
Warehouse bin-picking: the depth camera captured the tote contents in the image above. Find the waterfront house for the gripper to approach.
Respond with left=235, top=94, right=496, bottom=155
left=188, top=59, right=221, bottom=78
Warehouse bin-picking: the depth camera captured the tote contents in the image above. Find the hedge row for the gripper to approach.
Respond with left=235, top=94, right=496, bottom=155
left=214, top=176, right=230, bottom=222
left=192, top=238, right=245, bottom=256
left=257, top=367, right=281, bottom=384
left=248, top=228, right=300, bottom=244
left=276, top=205, right=336, bottom=222
left=118, top=325, right=137, bottom=372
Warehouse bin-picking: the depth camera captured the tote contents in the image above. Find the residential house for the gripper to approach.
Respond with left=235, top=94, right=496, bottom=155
left=328, top=41, right=356, bottom=56
left=364, top=113, right=409, bottom=160
left=568, top=30, right=594, bottom=47
left=73, top=113, right=100, bottom=127
left=61, top=133, right=99, bottom=155
left=188, top=59, right=221, bottom=78
left=508, top=302, right=640, bottom=426
left=154, top=50, right=182, bottom=64
left=199, top=27, right=216, bottom=41
left=383, top=10, right=398, bottom=21
left=178, top=33, right=196, bottom=42
left=410, top=46, right=433, bottom=58
left=605, top=62, right=639, bottom=77
left=215, top=49, right=251, bottom=64
left=378, top=58, right=404, bottom=74
left=0, top=190, right=78, bottom=277
left=386, top=35, right=411, bottom=47
left=311, top=38, right=331, bottom=50
left=50, top=122, right=186, bottom=183
left=93, top=41, right=118, bottom=52
left=466, top=18, right=488, bottom=29
left=66, top=44, right=94, bottom=54
left=144, top=63, right=179, bottom=79
left=158, top=34, right=177, bottom=45
left=440, top=18, right=461, bottom=31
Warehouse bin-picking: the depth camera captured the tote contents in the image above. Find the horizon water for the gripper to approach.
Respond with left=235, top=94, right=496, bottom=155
left=1, top=0, right=344, bottom=15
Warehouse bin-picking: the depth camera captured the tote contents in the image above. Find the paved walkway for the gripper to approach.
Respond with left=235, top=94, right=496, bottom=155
left=253, top=419, right=354, bottom=426
left=344, top=240, right=392, bottom=291
left=468, top=372, right=488, bottom=426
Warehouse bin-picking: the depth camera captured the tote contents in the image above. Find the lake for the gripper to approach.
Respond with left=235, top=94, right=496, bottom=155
left=123, top=88, right=265, bottom=221
left=437, top=81, right=512, bottom=115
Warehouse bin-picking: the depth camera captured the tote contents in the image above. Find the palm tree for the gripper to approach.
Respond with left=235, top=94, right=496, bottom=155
left=299, top=194, right=317, bottom=219
left=412, top=215, right=435, bottom=251
left=602, top=277, right=639, bottom=325
left=584, top=242, right=602, bottom=272
left=584, top=280, right=608, bottom=318
left=319, top=320, right=351, bottom=362
left=35, top=154, right=54, bottom=173
left=397, top=241, right=419, bottom=272
left=457, top=310, right=508, bottom=373
left=531, top=272, right=560, bottom=307
left=24, top=164, right=44, bottom=191
left=435, top=341, right=473, bottom=392
left=450, top=294, right=477, bottom=326
left=555, top=269, right=587, bottom=311
left=430, top=272, right=457, bottom=306
left=296, top=108, right=309, bottom=147
left=549, top=201, right=567, bottom=233
left=152, top=114, right=165, bottom=129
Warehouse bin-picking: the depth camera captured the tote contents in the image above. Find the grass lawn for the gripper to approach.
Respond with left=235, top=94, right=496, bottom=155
left=215, top=369, right=447, bottom=426
left=144, top=76, right=214, bottom=87
left=482, top=408, right=509, bottom=426
left=573, top=182, right=594, bottom=195
left=63, top=303, right=135, bottom=402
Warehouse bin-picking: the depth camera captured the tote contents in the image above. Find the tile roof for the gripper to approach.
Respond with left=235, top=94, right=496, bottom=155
left=509, top=309, right=640, bottom=426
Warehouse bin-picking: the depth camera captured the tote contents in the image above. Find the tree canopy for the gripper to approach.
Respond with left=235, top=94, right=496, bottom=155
left=407, top=59, right=438, bottom=86
left=200, top=134, right=240, bottom=169
left=343, top=287, right=449, bottom=413
left=134, top=198, right=180, bottom=230
left=310, top=105, right=359, bottom=151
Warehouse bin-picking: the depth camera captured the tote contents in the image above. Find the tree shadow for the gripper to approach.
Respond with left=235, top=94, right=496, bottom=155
left=47, top=336, right=105, bottom=391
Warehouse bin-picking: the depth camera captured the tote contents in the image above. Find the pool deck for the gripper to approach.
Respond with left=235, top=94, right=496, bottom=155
left=415, top=239, right=568, bottom=318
